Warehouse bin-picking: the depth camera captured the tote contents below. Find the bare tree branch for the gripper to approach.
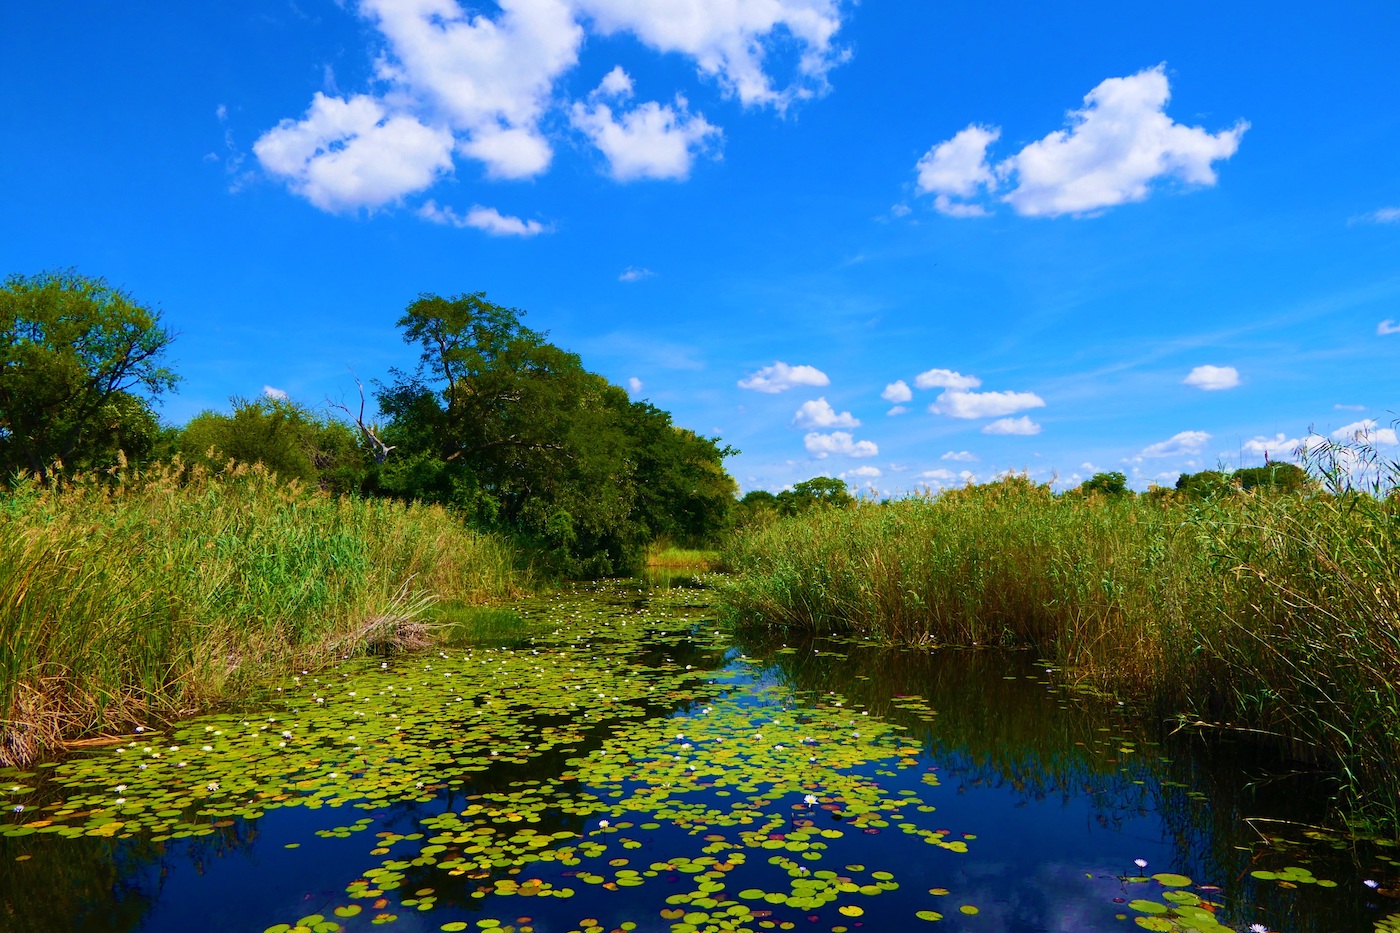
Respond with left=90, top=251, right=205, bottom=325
left=329, top=373, right=395, bottom=464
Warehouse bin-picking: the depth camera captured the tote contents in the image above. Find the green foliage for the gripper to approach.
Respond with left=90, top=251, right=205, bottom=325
left=1233, top=461, right=1309, bottom=492
left=1175, top=469, right=1232, bottom=498
left=0, top=460, right=523, bottom=764
left=778, top=476, right=854, bottom=514
left=373, top=291, right=735, bottom=576
left=722, top=463, right=1400, bottom=820
left=0, top=270, right=177, bottom=481
left=179, top=396, right=371, bottom=495
left=1076, top=470, right=1128, bottom=496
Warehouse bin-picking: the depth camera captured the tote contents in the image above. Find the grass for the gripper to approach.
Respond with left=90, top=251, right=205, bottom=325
left=644, top=541, right=723, bottom=571
left=721, top=454, right=1400, bottom=824
left=0, top=459, right=524, bottom=765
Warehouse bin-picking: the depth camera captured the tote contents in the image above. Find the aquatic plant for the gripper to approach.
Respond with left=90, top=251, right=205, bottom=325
left=0, top=459, right=523, bottom=765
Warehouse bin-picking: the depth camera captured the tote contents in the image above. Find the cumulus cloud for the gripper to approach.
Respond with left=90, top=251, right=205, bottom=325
left=619, top=265, right=654, bottom=282
left=941, top=450, right=977, bottom=462
left=914, top=125, right=999, bottom=217
left=793, top=397, right=860, bottom=429
left=1141, top=430, right=1211, bottom=458
left=1183, top=364, right=1240, bottom=390
left=885, top=405, right=909, bottom=416
left=418, top=200, right=551, bottom=236
left=1333, top=419, right=1399, bottom=446
left=982, top=416, right=1041, bottom=435
left=253, top=92, right=455, bottom=212
left=914, top=368, right=981, bottom=391
left=571, top=71, right=720, bottom=181
left=930, top=389, right=1046, bottom=419
left=913, top=65, right=1247, bottom=219
left=1379, top=320, right=1400, bottom=335
left=578, top=0, right=847, bottom=110
left=1241, top=433, right=1305, bottom=460
left=804, top=431, right=878, bottom=458
left=263, top=385, right=289, bottom=400
left=738, top=361, right=830, bottom=393
left=841, top=465, right=882, bottom=479
left=881, top=380, right=912, bottom=403
left=627, top=376, right=643, bottom=395
left=256, top=0, right=847, bottom=212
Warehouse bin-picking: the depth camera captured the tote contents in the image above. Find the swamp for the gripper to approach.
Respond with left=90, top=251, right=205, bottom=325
left=3, top=578, right=1398, bottom=933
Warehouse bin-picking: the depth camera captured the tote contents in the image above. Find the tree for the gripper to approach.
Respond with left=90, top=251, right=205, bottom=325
left=1234, top=462, right=1310, bottom=493
left=374, top=291, right=736, bottom=576
left=180, top=396, right=371, bottom=495
left=777, top=476, right=855, bottom=515
left=1175, top=469, right=1232, bottom=499
left=1077, top=471, right=1129, bottom=497
left=0, top=270, right=177, bottom=481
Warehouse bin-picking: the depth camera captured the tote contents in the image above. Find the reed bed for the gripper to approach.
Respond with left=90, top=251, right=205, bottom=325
left=721, top=473, right=1400, bottom=818
left=0, top=460, right=523, bottom=765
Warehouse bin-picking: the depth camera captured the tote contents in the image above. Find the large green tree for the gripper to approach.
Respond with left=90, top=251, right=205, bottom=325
left=372, top=291, right=735, bottom=575
left=0, top=270, right=177, bottom=481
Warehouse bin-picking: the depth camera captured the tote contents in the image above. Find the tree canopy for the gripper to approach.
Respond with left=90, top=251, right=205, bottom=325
left=370, top=291, right=736, bottom=575
left=0, top=271, right=176, bottom=480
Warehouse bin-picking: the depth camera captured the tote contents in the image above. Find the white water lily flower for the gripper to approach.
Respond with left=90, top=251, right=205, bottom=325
left=1134, top=858, right=1148, bottom=868
left=206, top=782, right=219, bottom=791
left=12, top=805, right=23, bottom=813
left=598, top=819, right=610, bottom=828
left=1364, top=879, right=1380, bottom=888
left=804, top=794, right=818, bottom=805
left=115, top=785, right=128, bottom=792
left=114, top=798, right=126, bottom=805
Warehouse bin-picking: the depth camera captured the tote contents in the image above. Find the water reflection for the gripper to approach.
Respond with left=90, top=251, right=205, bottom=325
left=0, top=580, right=1392, bottom=933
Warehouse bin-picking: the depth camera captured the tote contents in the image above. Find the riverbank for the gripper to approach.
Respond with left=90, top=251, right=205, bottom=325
left=720, top=475, right=1400, bottom=823
left=0, top=461, right=524, bottom=765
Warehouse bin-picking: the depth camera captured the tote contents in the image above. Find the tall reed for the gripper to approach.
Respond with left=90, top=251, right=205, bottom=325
left=0, top=459, right=523, bottom=764
left=721, top=471, right=1400, bottom=818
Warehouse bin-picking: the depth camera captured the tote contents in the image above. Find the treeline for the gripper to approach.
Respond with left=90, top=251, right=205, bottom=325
left=0, top=271, right=738, bottom=577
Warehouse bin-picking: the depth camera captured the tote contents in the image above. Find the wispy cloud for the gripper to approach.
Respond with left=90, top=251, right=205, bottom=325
left=1141, top=430, right=1211, bottom=458
left=418, top=201, right=551, bottom=236
left=930, top=389, right=1045, bottom=419
left=619, top=265, right=655, bottom=282
left=982, top=415, right=1041, bottom=435
left=1379, top=319, right=1400, bottom=335
left=941, top=450, right=978, bottom=462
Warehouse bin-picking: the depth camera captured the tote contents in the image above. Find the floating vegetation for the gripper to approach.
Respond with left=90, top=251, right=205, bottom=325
left=0, top=582, right=1390, bottom=933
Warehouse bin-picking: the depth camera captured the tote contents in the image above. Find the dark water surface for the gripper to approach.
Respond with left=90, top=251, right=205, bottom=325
left=2, top=580, right=1397, bottom=933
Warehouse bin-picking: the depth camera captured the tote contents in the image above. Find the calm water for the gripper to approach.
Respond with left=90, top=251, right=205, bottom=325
left=2, top=580, right=1396, bottom=933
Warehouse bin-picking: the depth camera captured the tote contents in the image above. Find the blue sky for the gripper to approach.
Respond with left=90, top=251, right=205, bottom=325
left=4, top=1, right=1398, bottom=493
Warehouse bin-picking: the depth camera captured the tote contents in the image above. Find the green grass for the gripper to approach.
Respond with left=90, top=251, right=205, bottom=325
left=0, top=459, right=525, bottom=764
left=644, top=541, right=723, bottom=571
left=721, top=470, right=1400, bottom=822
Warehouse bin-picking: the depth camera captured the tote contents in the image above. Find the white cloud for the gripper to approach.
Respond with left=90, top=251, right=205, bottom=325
left=886, top=405, right=909, bottom=416
left=627, top=376, right=643, bottom=395
left=941, top=450, right=977, bottom=462
left=889, top=203, right=912, bottom=217
left=1378, top=320, right=1400, bottom=335
left=1332, top=419, right=1399, bottom=446
left=1241, top=433, right=1305, bottom=460
left=619, top=265, right=654, bottom=282
left=263, top=385, right=289, bottom=400
left=1355, top=207, right=1400, bottom=224
left=793, top=397, right=860, bottom=429
left=254, top=93, right=455, bottom=212
left=258, top=0, right=849, bottom=211
left=914, top=125, right=999, bottom=217
left=1141, top=430, right=1211, bottom=458
left=1183, top=364, right=1240, bottom=390
left=914, top=368, right=981, bottom=391
left=982, top=416, right=1041, bottom=435
left=881, top=379, right=912, bottom=403
left=1334, top=403, right=1366, bottom=411
left=418, top=200, right=551, bottom=236
left=738, top=361, right=830, bottom=393
left=571, top=74, right=720, bottom=181
left=930, top=389, right=1046, bottom=419
left=914, top=65, right=1247, bottom=219
left=804, top=431, right=878, bottom=458
left=841, top=465, right=882, bottom=479
left=577, top=0, right=847, bottom=110
left=918, top=468, right=955, bottom=481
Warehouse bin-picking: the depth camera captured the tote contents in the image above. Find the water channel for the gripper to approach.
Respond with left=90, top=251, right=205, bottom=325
left=2, top=579, right=1397, bottom=933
